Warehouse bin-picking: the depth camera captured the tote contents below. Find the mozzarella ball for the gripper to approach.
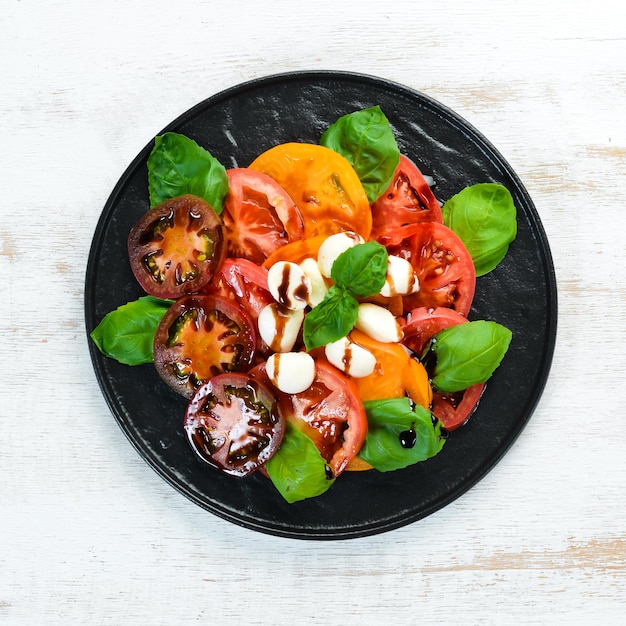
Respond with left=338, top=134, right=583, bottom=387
left=266, top=352, right=316, bottom=394
left=257, top=303, right=304, bottom=353
left=317, top=231, right=364, bottom=278
left=380, top=255, right=420, bottom=297
left=355, top=303, right=403, bottom=343
left=324, top=336, right=377, bottom=378
left=267, top=261, right=311, bottom=310
left=299, top=257, right=328, bottom=307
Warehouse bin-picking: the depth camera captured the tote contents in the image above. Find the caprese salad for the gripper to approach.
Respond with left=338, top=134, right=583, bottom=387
left=91, top=106, right=517, bottom=503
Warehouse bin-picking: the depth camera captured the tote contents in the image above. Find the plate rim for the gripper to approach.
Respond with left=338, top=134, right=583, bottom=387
left=85, top=70, right=558, bottom=540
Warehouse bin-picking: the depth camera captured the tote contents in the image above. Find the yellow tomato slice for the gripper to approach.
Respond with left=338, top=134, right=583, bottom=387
left=348, top=329, right=433, bottom=409
left=249, top=143, right=372, bottom=240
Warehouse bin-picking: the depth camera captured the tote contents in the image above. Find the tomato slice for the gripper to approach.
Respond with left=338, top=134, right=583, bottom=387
left=402, top=306, right=485, bottom=430
left=255, top=359, right=367, bottom=478
left=222, top=168, right=304, bottom=264
left=205, top=258, right=273, bottom=320
left=184, top=372, right=285, bottom=477
left=205, top=257, right=275, bottom=356
left=370, top=155, right=443, bottom=240
left=128, top=194, right=226, bottom=299
left=430, top=384, right=485, bottom=432
left=348, top=329, right=432, bottom=409
left=379, top=222, right=476, bottom=316
left=153, top=294, right=256, bottom=398
left=262, top=235, right=327, bottom=268
left=249, top=142, right=372, bottom=240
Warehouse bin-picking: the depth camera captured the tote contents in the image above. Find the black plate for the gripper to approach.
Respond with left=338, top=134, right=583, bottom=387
left=85, top=71, right=557, bottom=540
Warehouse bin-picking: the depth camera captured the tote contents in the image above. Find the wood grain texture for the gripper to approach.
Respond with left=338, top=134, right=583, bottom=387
left=2, top=0, right=625, bottom=624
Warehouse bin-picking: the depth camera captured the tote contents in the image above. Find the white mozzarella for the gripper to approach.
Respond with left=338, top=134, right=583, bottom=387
left=299, top=257, right=328, bottom=307
left=380, top=255, right=420, bottom=297
left=257, top=303, right=304, bottom=353
left=355, top=303, right=403, bottom=343
left=267, top=261, right=311, bottom=310
left=324, top=336, right=376, bottom=378
left=317, top=231, right=364, bottom=278
left=266, top=352, right=316, bottom=394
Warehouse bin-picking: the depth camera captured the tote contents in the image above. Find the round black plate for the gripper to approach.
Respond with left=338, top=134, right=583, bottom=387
left=85, top=71, right=557, bottom=540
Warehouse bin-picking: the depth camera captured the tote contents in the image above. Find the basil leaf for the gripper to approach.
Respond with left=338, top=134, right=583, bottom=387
left=303, top=286, right=358, bottom=351
left=265, top=422, right=335, bottom=503
left=359, top=398, right=445, bottom=472
left=330, top=241, right=388, bottom=298
left=147, top=132, right=229, bottom=213
left=431, top=320, right=512, bottom=392
left=89, top=296, right=173, bottom=365
left=320, top=106, right=400, bottom=202
left=442, top=183, right=517, bottom=276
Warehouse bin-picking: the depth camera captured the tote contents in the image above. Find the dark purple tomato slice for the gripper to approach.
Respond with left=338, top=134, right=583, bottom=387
left=128, top=194, right=226, bottom=299
left=184, top=372, right=285, bottom=477
left=153, top=294, right=256, bottom=398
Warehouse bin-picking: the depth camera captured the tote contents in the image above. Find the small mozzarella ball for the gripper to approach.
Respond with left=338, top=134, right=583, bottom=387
left=299, top=257, right=328, bottom=307
left=324, top=336, right=377, bottom=378
left=355, top=303, right=403, bottom=343
left=380, top=255, right=420, bottom=297
left=257, top=303, right=304, bottom=353
left=267, top=261, right=311, bottom=310
left=317, top=231, right=364, bottom=278
left=266, top=352, right=316, bottom=394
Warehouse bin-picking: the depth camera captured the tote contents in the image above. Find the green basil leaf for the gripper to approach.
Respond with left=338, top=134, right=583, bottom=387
left=89, top=296, right=173, bottom=365
left=147, top=132, right=229, bottom=213
left=320, top=106, right=400, bottom=202
left=303, top=285, right=358, bottom=351
left=330, top=241, right=388, bottom=297
left=265, top=422, right=335, bottom=503
left=431, top=320, right=512, bottom=392
left=442, top=183, right=517, bottom=276
left=359, top=398, right=445, bottom=472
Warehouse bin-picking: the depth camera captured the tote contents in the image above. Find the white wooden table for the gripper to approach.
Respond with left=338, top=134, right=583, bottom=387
left=2, top=1, right=625, bottom=623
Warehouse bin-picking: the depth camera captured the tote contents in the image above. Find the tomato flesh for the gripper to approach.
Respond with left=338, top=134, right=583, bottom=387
left=153, top=294, right=256, bottom=398
left=222, top=168, right=304, bottom=264
left=379, top=222, right=476, bottom=316
left=206, top=257, right=273, bottom=320
left=251, top=360, right=367, bottom=478
left=348, top=329, right=432, bottom=409
left=431, top=384, right=485, bottom=431
left=275, top=360, right=367, bottom=477
left=128, top=194, right=226, bottom=299
left=184, top=373, right=285, bottom=477
left=370, top=155, right=443, bottom=239
left=402, top=306, right=484, bottom=430
left=250, top=142, right=372, bottom=240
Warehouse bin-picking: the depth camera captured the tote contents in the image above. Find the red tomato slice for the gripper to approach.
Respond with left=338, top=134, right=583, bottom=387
left=430, top=384, right=485, bottom=432
left=153, top=294, right=256, bottom=398
left=370, top=155, right=443, bottom=239
left=205, top=257, right=273, bottom=320
left=253, top=359, right=367, bottom=478
left=402, top=306, right=485, bottom=430
left=222, top=168, right=304, bottom=264
left=379, top=222, right=476, bottom=316
left=205, top=257, right=275, bottom=356
left=184, top=372, right=285, bottom=477
left=128, top=194, right=226, bottom=299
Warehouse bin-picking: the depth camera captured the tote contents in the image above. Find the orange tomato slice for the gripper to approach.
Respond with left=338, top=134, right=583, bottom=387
left=262, top=235, right=327, bottom=268
left=348, top=329, right=433, bottom=410
left=249, top=143, right=372, bottom=240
